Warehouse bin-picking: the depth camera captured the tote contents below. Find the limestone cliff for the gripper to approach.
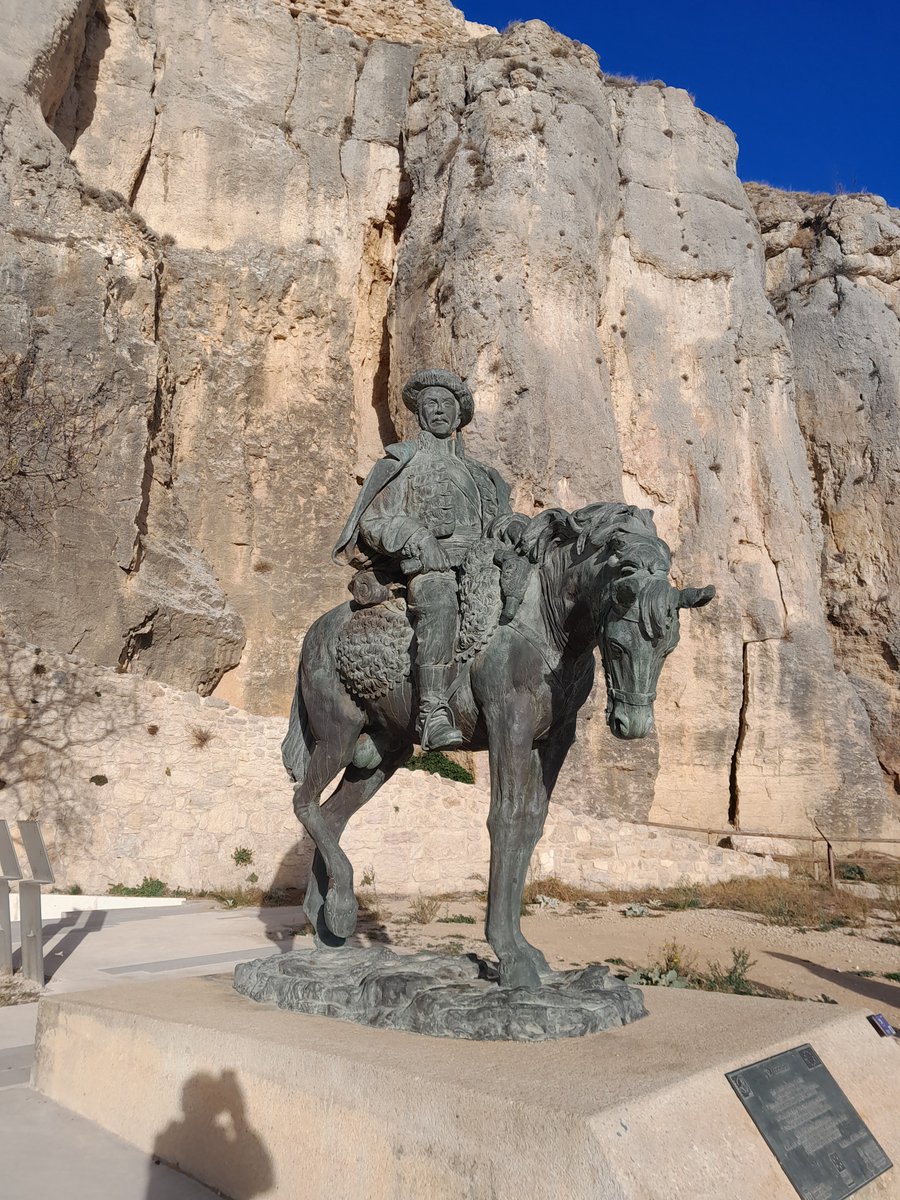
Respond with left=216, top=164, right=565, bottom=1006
left=747, top=185, right=900, bottom=804
left=0, top=0, right=896, bottom=842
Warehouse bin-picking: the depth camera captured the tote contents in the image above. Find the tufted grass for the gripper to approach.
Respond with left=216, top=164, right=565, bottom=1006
left=521, top=873, right=874, bottom=930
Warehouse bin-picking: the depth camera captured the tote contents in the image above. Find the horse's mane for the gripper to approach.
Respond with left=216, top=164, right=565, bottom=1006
left=517, top=502, right=659, bottom=563
left=518, top=502, right=676, bottom=638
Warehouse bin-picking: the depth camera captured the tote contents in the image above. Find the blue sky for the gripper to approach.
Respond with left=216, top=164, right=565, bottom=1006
left=461, top=0, right=900, bottom=206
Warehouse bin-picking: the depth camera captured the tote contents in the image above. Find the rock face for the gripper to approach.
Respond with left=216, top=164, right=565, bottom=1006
left=0, top=0, right=897, bottom=842
left=0, top=0, right=245, bottom=694
left=747, top=185, right=900, bottom=805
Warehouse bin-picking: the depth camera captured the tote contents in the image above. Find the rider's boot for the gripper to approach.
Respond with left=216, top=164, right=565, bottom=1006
left=417, top=664, right=463, bottom=751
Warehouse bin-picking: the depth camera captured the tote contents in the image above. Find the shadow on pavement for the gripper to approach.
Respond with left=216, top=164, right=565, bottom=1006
left=10, top=908, right=108, bottom=978
left=147, top=1070, right=274, bottom=1200
left=43, top=909, right=108, bottom=980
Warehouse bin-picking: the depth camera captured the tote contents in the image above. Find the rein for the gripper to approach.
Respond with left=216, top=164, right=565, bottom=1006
left=509, top=618, right=562, bottom=678
left=509, top=618, right=582, bottom=698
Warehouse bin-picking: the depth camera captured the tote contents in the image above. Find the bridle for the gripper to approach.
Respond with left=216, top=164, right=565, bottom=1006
left=600, top=584, right=674, bottom=709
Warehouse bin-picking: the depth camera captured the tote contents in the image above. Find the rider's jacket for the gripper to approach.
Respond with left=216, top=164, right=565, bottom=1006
left=332, top=431, right=511, bottom=574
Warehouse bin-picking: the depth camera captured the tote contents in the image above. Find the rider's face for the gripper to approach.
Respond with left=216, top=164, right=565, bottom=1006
left=417, top=387, right=460, bottom=438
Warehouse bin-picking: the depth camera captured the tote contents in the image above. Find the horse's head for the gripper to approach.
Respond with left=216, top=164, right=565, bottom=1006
left=597, top=534, right=715, bottom=739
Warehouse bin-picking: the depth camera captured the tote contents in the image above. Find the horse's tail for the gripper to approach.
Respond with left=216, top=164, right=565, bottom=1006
left=281, top=659, right=313, bottom=783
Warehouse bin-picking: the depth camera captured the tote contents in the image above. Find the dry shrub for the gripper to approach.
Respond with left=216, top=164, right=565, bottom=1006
left=522, top=876, right=601, bottom=904
left=834, top=852, right=900, bottom=885
left=598, top=874, right=870, bottom=929
left=190, top=725, right=214, bottom=749
left=707, top=875, right=869, bottom=929
left=357, top=865, right=383, bottom=922
left=205, top=885, right=304, bottom=908
left=602, top=72, right=639, bottom=88
left=409, top=893, right=440, bottom=924
left=654, top=939, right=697, bottom=977
left=702, top=947, right=757, bottom=995
left=0, top=975, right=43, bottom=1007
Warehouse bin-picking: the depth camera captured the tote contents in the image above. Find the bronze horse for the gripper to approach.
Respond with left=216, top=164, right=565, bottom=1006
left=282, top=502, right=714, bottom=989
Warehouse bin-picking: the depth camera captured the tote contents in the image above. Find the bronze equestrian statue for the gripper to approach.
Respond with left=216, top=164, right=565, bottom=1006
left=283, top=369, right=714, bottom=990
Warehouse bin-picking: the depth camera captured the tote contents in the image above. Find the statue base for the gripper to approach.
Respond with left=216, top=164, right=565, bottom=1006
left=32, top=977, right=899, bottom=1200
left=233, top=945, right=645, bottom=1041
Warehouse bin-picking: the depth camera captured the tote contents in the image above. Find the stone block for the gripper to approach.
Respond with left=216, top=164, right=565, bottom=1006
left=32, top=977, right=900, bottom=1200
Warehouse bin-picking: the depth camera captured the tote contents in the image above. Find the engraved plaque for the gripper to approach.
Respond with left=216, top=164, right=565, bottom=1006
left=727, top=1044, right=891, bottom=1200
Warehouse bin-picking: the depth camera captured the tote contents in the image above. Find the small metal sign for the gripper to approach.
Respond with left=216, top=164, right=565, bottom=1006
left=727, top=1044, right=891, bottom=1200
left=16, top=820, right=54, bottom=885
left=0, top=821, right=22, bottom=881
left=867, top=1014, right=896, bottom=1038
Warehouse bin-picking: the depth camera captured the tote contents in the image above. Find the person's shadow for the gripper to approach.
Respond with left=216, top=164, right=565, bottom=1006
left=145, top=1070, right=274, bottom=1200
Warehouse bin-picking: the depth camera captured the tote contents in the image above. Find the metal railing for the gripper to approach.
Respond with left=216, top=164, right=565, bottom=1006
left=0, top=820, right=55, bottom=985
left=643, top=818, right=900, bottom=850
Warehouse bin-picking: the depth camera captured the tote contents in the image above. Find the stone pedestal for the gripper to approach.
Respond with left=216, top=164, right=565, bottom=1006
left=32, top=976, right=900, bottom=1199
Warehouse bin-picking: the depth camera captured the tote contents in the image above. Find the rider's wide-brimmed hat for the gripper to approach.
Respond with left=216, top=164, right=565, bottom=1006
left=402, top=369, right=474, bottom=427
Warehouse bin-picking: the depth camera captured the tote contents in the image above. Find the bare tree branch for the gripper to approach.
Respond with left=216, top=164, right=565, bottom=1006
left=0, top=348, right=101, bottom=540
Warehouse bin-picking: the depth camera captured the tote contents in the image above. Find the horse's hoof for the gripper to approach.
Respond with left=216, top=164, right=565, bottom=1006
left=522, top=945, right=553, bottom=976
left=324, top=890, right=358, bottom=939
left=312, top=930, right=346, bottom=950
left=499, top=956, right=542, bottom=991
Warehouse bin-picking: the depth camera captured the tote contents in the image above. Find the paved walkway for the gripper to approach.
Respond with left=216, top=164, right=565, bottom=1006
left=2, top=899, right=308, bottom=1197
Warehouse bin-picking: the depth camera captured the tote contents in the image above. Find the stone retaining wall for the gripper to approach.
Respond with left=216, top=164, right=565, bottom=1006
left=0, top=639, right=784, bottom=895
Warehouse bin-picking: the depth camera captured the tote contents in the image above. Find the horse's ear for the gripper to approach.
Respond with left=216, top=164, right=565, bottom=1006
left=611, top=575, right=641, bottom=612
left=677, top=584, right=716, bottom=609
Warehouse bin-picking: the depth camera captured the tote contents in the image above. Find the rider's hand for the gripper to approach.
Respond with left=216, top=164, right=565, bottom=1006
left=416, top=536, right=450, bottom=573
left=491, top=514, right=529, bottom=546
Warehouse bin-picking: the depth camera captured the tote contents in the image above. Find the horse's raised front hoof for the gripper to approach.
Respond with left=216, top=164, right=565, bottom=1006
left=499, top=955, right=542, bottom=991
left=324, top=889, right=359, bottom=939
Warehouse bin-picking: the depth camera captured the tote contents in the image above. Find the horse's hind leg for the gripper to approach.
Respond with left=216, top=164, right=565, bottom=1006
left=303, top=746, right=410, bottom=946
left=292, top=721, right=362, bottom=939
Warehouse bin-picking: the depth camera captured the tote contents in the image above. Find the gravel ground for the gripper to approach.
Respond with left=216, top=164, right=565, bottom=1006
left=360, top=896, right=900, bottom=1026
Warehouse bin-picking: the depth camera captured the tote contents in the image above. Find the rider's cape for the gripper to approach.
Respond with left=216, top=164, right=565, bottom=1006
left=332, top=438, right=511, bottom=569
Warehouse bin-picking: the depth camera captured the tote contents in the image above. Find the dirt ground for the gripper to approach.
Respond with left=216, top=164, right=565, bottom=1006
left=356, top=894, right=900, bottom=1029
left=0, top=975, right=42, bottom=1007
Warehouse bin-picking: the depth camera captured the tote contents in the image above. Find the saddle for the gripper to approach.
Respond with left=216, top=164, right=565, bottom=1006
left=335, top=539, right=529, bottom=702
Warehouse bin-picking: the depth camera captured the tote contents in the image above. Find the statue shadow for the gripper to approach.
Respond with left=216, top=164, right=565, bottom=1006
left=262, top=838, right=393, bottom=950
left=145, top=1070, right=274, bottom=1200
left=766, top=951, right=900, bottom=1013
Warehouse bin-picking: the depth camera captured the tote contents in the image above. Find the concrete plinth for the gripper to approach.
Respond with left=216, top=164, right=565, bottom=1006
left=32, top=976, right=900, bottom=1200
